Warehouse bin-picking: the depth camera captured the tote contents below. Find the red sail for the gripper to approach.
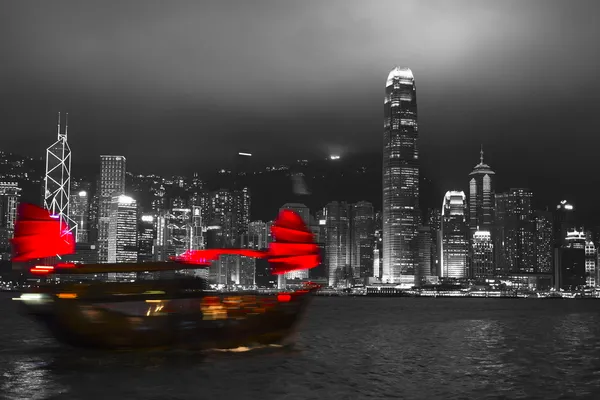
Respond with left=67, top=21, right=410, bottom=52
left=172, top=209, right=321, bottom=275
left=268, top=209, right=320, bottom=275
left=11, top=203, right=75, bottom=262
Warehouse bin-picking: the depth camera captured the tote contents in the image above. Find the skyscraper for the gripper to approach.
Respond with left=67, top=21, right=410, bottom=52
left=0, top=182, right=21, bottom=260
left=468, top=147, right=495, bottom=235
left=44, top=113, right=76, bottom=236
left=554, top=200, right=576, bottom=247
left=382, top=67, right=419, bottom=284
left=416, top=225, right=432, bottom=284
left=533, top=210, right=553, bottom=274
left=69, top=188, right=89, bottom=243
left=107, top=195, right=138, bottom=282
left=440, top=191, right=468, bottom=279
left=502, top=188, right=535, bottom=274
left=325, top=201, right=351, bottom=287
left=351, top=201, right=375, bottom=280
left=472, top=231, right=494, bottom=279
left=98, top=155, right=126, bottom=262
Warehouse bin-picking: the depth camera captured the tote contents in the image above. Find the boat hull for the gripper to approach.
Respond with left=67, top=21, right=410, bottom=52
left=19, top=292, right=312, bottom=350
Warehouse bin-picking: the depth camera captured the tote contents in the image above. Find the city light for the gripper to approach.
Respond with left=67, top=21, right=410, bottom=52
left=117, top=195, right=135, bottom=205
left=141, top=215, right=154, bottom=223
left=239, top=152, right=252, bottom=157
left=329, top=155, right=340, bottom=160
left=78, top=190, right=87, bottom=197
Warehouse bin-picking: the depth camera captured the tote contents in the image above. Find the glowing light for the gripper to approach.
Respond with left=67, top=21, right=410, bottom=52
left=238, top=152, right=252, bottom=157
left=329, top=155, right=340, bottom=160
left=57, top=293, right=77, bottom=299
left=319, top=219, right=326, bottom=225
left=565, top=205, right=573, bottom=210
left=386, top=66, right=414, bottom=87
left=78, top=191, right=87, bottom=197
left=117, top=195, right=135, bottom=205
left=141, top=215, right=154, bottom=223
left=277, top=293, right=291, bottom=302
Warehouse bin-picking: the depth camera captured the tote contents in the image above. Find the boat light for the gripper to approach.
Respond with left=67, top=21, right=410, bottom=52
left=277, top=293, right=291, bottom=302
left=31, top=265, right=55, bottom=275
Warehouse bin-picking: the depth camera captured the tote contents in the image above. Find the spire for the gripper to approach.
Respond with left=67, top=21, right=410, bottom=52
left=480, top=145, right=484, bottom=165
left=64, top=113, right=68, bottom=138
left=57, top=112, right=61, bottom=140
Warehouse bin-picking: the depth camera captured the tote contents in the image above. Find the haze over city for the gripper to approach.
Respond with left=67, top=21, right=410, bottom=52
left=1, top=1, right=599, bottom=193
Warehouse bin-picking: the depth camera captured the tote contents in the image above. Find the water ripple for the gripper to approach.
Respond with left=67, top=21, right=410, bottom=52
left=2, top=294, right=600, bottom=399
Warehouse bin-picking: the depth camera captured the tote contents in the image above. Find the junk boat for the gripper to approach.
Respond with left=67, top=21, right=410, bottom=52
left=12, top=204, right=321, bottom=350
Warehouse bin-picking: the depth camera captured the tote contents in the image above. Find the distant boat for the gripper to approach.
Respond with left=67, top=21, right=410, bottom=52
left=12, top=204, right=321, bottom=351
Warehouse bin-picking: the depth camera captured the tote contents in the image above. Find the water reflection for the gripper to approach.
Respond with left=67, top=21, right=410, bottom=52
left=3, top=295, right=600, bottom=399
left=2, top=357, right=68, bottom=400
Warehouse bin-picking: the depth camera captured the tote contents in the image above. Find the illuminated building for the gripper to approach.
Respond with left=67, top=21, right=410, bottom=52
left=416, top=226, right=432, bottom=285
left=98, top=155, right=127, bottom=262
left=533, top=210, right=553, bottom=274
left=494, top=192, right=508, bottom=272
left=154, top=208, right=194, bottom=269
left=373, top=228, right=383, bottom=279
left=468, top=147, right=495, bottom=235
left=554, top=200, right=576, bottom=247
left=440, top=191, right=468, bottom=279
left=169, top=208, right=193, bottom=256
left=247, top=221, right=269, bottom=250
left=69, top=188, right=89, bottom=243
left=585, top=241, right=596, bottom=287
left=44, top=113, right=77, bottom=238
left=501, top=189, right=535, bottom=274
left=107, top=195, right=138, bottom=280
left=382, top=67, right=420, bottom=283
left=351, top=201, right=375, bottom=279
left=251, top=221, right=275, bottom=288
left=325, top=201, right=351, bottom=287
left=555, top=229, right=586, bottom=290
left=0, top=182, right=21, bottom=259
left=472, top=231, right=494, bottom=278
left=240, top=221, right=270, bottom=288
left=191, top=206, right=203, bottom=251
left=137, top=214, right=155, bottom=263
left=428, top=208, right=441, bottom=276
left=208, top=188, right=250, bottom=248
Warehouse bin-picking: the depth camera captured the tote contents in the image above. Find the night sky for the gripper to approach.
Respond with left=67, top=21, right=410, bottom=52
left=1, top=0, right=599, bottom=216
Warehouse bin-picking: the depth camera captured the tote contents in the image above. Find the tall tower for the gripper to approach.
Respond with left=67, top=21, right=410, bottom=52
left=351, top=201, right=375, bottom=280
left=440, top=191, right=469, bottom=279
left=97, top=155, right=127, bottom=262
left=325, top=201, right=351, bottom=287
left=468, top=146, right=495, bottom=235
left=44, top=113, right=76, bottom=236
left=382, top=67, right=419, bottom=283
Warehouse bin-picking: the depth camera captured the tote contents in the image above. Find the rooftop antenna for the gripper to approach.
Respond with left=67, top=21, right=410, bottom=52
left=64, top=113, right=68, bottom=138
left=57, top=112, right=61, bottom=140
left=480, top=144, right=484, bottom=164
